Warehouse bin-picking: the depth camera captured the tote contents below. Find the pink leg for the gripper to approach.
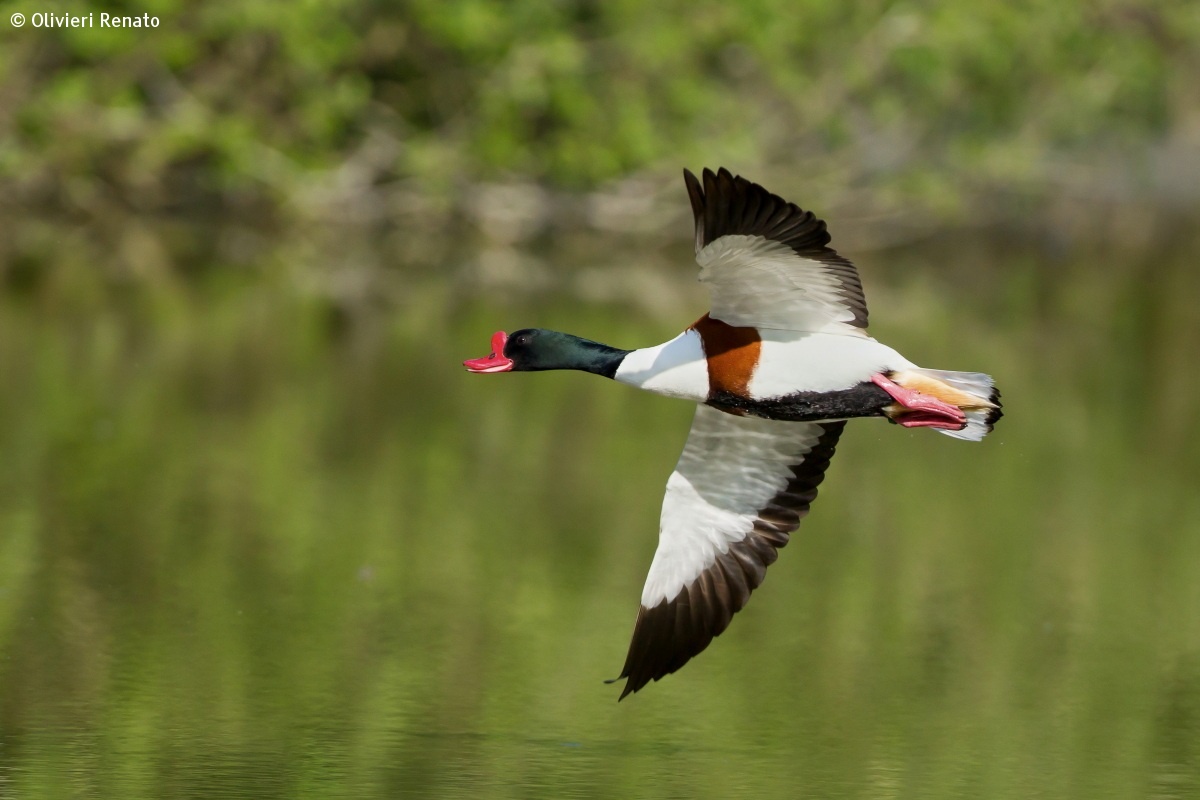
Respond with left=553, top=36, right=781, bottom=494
left=871, top=373, right=967, bottom=430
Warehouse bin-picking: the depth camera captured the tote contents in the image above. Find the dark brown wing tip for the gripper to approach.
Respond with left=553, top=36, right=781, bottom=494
left=612, top=550, right=777, bottom=699
left=683, top=169, right=705, bottom=253
left=688, top=167, right=832, bottom=250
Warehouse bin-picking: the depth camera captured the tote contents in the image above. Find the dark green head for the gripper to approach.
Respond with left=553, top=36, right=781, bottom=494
left=463, top=328, right=629, bottom=378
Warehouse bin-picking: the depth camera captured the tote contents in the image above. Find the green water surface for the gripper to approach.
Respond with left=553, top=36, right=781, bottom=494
left=1, top=233, right=1198, bottom=799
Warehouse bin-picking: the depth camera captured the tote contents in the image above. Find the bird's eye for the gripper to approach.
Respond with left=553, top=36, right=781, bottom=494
left=515, top=335, right=530, bottom=346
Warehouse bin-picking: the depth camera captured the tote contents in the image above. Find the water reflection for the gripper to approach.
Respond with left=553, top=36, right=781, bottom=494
left=1, top=228, right=1199, bottom=798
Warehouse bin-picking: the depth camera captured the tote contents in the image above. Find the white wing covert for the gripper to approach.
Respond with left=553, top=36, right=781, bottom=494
left=685, top=168, right=868, bottom=334
left=613, top=406, right=844, bottom=698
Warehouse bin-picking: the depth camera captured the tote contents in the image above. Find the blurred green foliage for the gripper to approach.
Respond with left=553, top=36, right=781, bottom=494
left=1, top=0, right=1197, bottom=222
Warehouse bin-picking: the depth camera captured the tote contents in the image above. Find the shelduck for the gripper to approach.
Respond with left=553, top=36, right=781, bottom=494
left=464, top=168, right=1002, bottom=699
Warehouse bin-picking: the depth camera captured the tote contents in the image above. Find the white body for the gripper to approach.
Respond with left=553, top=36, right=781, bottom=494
left=749, top=330, right=915, bottom=396
left=614, top=327, right=916, bottom=403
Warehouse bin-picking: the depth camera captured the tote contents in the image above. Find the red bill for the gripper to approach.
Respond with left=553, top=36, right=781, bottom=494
left=463, top=331, right=514, bottom=373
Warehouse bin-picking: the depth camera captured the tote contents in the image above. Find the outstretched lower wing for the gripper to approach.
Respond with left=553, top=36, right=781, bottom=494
left=614, top=406, right=844, bottom=698
left=685, top=167, right=868, bottom=334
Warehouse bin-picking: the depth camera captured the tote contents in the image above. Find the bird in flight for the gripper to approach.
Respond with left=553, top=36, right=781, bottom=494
left=464, top=168, right=1002, bottom=699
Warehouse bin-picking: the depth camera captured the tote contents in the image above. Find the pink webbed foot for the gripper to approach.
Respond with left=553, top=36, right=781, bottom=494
left=871, top=373, right=967, bottom=430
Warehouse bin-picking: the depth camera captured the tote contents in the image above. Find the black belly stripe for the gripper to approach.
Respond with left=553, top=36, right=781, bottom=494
left=707, top=382, right=891, bottom=422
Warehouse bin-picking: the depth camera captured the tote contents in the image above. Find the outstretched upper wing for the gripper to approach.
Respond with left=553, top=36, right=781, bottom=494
left=614, top=406, right=845, bottom=699
left=685, top=167, right=868, bottom=333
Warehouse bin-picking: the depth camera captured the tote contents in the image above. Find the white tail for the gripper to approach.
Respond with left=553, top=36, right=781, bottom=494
left=892, top=368, right=1003, bottom=441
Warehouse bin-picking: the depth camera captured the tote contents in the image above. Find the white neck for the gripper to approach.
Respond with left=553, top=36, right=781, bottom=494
left=614, top=329, right=709, bottom=403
